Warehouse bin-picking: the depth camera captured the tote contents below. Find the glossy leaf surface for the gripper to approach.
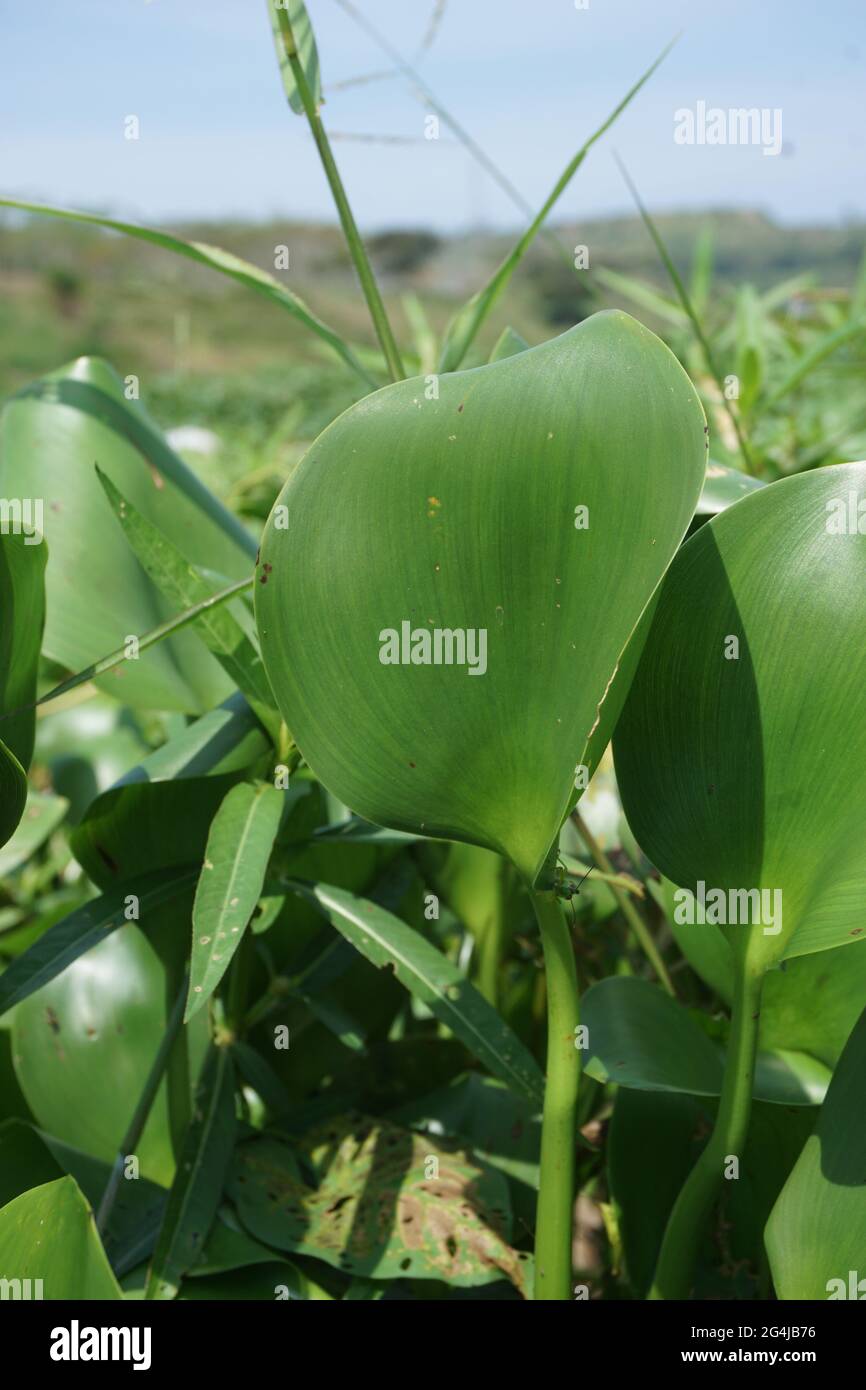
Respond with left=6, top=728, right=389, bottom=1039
left=615, top=463, right=866, bottom=971
left=258, top=313, right=706, bottom=882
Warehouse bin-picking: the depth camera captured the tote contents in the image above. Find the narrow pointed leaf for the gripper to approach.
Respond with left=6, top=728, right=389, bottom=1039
left=437, top=40, right=676, bottom=372
left=187, top=783, right=284, bottom=1021
left=290, top=879, right=544, bottom=1103
left=97, top=469, right=278, bottom=734
left=0, top=531, right=46, bottom=769
left=145, top=1046, right=237, bottom=1299
left=488, top=326, right=530, bottom=362
left=268, top=0, right=321, bottom=115
left=0, top=868, right=196, bottom=1016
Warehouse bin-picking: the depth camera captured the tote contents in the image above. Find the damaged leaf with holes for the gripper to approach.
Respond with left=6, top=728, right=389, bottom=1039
left=228, top=1116, right=531, bottom=1293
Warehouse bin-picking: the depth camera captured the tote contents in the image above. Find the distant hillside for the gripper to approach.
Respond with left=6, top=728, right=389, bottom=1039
left=0, top=205, right=863, bottom=401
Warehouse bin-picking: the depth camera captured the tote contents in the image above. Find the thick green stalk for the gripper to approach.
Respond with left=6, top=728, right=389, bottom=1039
left=96, top=975, right=188, bottom=1234
left=649, top=963, right=764, bottom=1299
left=573, top=810, right=676, bottom=997
left=532, top=884, right=581, bottom=1300
left=274, top=8, right=405, bottom=382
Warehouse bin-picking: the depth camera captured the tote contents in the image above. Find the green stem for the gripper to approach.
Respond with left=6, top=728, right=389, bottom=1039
left=573, top=810, right=676, bottom=997
left=531, top=884, right=581, bottom=1300
left=274, top=8, right=405, bottom=382
left=648, top=963, right=764, bottom=1299
left=96, top=975, right=188, bottom=1234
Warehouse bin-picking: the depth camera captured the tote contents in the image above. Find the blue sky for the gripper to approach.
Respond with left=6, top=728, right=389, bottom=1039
left=1, top=0, right=863, bottom=230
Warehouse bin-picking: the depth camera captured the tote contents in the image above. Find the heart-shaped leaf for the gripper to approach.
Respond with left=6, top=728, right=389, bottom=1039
left=614, top=462, right=866, bottom=971
left=256, top=312, right=706, bottom=882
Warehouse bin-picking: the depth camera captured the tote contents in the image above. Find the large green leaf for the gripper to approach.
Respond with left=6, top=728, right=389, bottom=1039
left=257, top=313, right=706, bottom=882
left=582, top=976, right=828, bottom=1106
left=765, top=1005, right=866, bottom=1299
left=146, top=1046, right=237, bottom=1299
left=0, top=1177, right=122, bottom=1299
left=229, top=1116, right=529, bottom=1292
left=0, top=357, right=253, bottom=713
left=10, top=919, right=190, bottom=1184
left=187, top=782, right=283, bottom=1020
left=292, top=879, right=545, bottom=1103
left=615, top=462, right=866, bottom=972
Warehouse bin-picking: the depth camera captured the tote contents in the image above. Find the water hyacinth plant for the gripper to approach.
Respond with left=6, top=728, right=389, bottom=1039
left=0, top=0, right=864, bottom=1314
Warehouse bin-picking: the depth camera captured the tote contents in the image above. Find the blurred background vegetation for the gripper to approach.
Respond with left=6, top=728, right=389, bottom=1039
left=3, top=207, right=864, bottom=526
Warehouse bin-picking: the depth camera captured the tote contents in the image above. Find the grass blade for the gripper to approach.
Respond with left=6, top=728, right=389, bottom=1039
left=614, top=156, right=757, bottom=474
left=186, top=782, right=284, bottom=1021
left=271, top=3, right=405, bottom=381
left=290, top=879, right=545, bottom=1103
left=488, top=326, right=530, bottom=363
left=437, top=37, right=678, bottom=373
left=594, top=267, right=687, bottom=328
left=334, top=0, right=538, bottom=227
left=33, top=577, right=254, bottom=710
left=766, top=319, right=866, bottom=406
left=0, top=199, right=377, bottom=389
